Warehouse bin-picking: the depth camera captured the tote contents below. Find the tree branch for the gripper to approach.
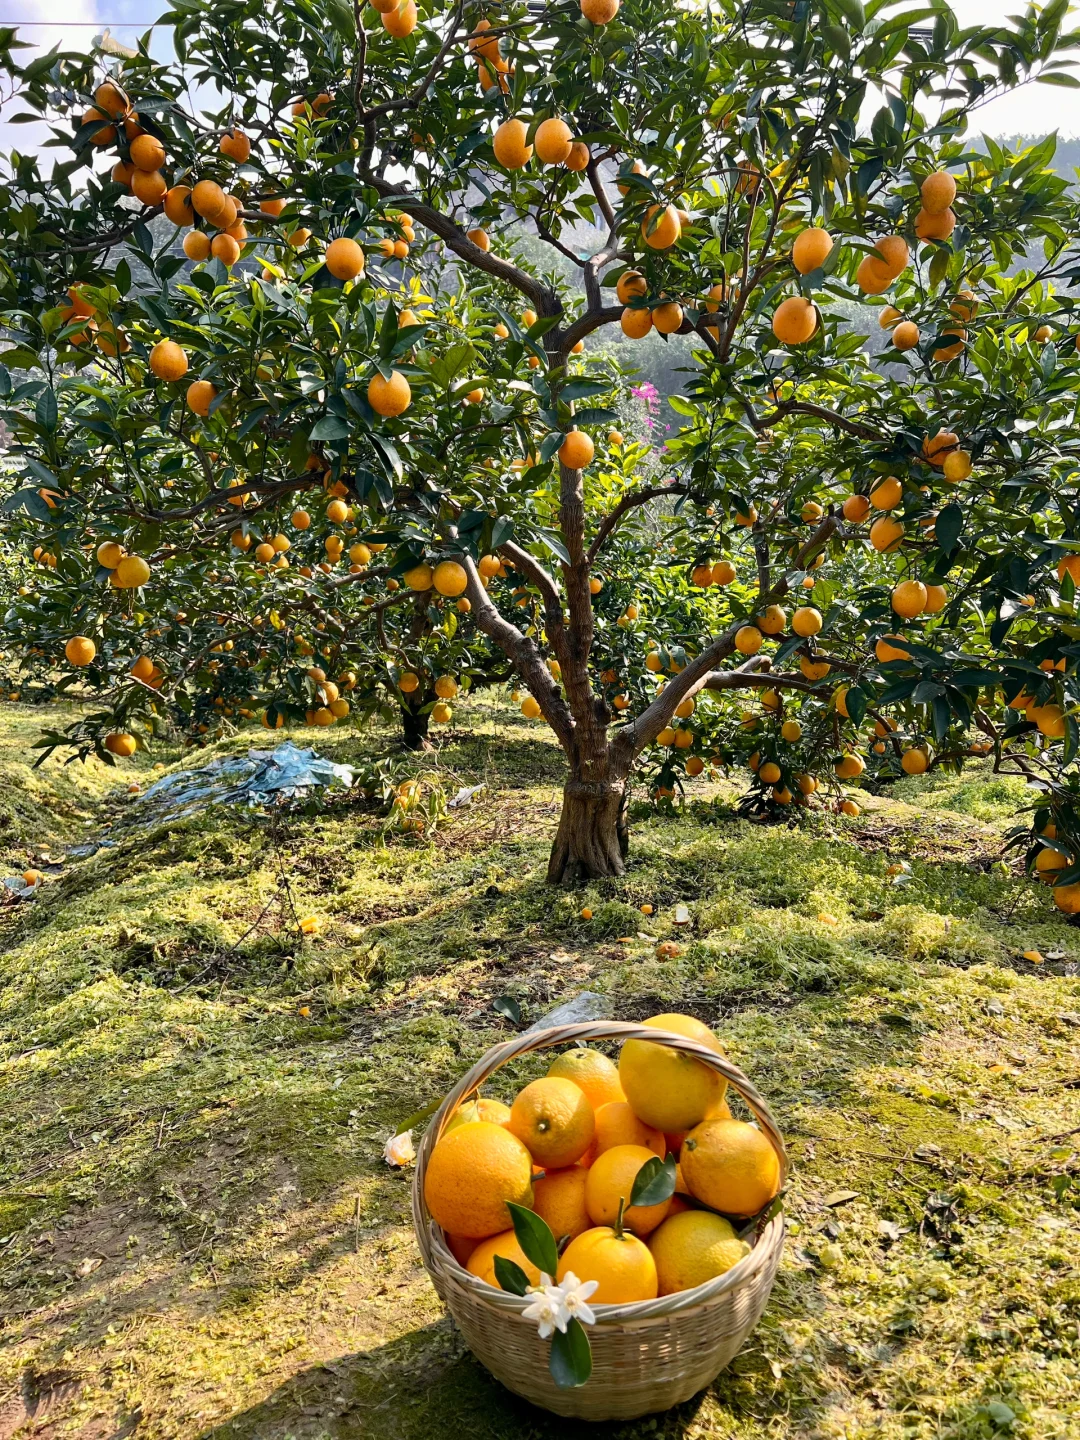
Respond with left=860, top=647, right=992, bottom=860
left=458, top=552, right=576, bottom=750
left=586, top=481, right=687, bottom=567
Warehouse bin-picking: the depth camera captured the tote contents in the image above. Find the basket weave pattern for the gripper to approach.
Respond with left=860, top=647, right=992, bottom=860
left=412, top=1020, right=787, bottom=1420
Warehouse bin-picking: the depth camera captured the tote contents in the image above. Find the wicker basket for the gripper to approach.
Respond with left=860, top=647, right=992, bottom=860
left=412, top=1020, right=787, bottom=1421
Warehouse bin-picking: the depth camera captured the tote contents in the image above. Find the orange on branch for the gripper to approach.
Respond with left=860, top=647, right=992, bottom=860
left=493, top=117, right=532, bottom=169
left=534, top=117, right=573, bottom=165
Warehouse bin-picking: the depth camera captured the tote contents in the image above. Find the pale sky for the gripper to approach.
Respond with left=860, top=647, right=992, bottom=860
left=1, top=0, right=1076, bottom=154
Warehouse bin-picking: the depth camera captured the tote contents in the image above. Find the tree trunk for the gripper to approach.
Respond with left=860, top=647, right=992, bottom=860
left=401, top=700, right=433, bottom=751
left=547, top=774, right=629, bottom=884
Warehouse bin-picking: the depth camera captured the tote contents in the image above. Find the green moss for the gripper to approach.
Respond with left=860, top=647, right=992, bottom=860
left=0, top=700, right=1077, bottom=1439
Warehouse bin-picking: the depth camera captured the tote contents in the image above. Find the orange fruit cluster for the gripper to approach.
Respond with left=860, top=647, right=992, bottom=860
left=423, top=1013, right=781, bottom=1302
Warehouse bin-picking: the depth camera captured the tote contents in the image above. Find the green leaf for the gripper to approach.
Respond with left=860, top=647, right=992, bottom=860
left=506, top=1202, right=559, bottom=1277
left=309, top=415, right=350, bottom=441
left=492, top=994, right=521, bottom=1024
left=493, top=1255, right=531, bottom=1295
left=537, top=529, right=572, bottom=566
left=936, top=502, right=964, bottom=556
left=35, top=386, right=57, bottom=432
left=550, top=1317, right=592, bottom=1389
left=630, top=1154, right=677, bottom=1208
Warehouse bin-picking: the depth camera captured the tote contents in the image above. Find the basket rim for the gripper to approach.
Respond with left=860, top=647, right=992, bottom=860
left=425, top=1211, right=785, bottom=1325
left=411, top=1019, right=788, bottom=1324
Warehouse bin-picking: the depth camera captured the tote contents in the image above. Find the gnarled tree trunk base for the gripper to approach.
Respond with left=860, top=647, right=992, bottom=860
left=401, top=704, right=433, bottom=751
left=547, top=777, right=629, bottom=884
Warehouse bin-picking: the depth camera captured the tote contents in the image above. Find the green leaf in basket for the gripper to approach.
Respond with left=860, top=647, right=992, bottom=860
left=549, top=1316, right=593, bottom=1389
left=630, top=1154, right=677, bottom=1209
left=493, top=1255, right=531, bottom=1295
left=507, top=1201, right=559, bottom=1277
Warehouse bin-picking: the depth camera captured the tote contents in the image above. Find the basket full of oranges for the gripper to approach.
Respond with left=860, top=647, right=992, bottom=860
left=411, top=1016, right=786, bottom=1421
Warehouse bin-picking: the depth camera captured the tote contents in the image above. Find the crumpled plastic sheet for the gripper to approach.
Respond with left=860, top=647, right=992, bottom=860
left=62, top=744, right=356, bottom=856
left=524, top=990, right=613, bottom=1033
left=132, top=742, right=356, bottom=823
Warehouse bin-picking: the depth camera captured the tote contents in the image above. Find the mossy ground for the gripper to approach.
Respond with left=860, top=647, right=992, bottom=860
left=0, top=698, right=1077, bottom=1440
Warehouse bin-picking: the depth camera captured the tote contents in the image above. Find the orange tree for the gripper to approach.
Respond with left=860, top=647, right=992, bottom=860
left=1, top=0, right=1080, bottom=884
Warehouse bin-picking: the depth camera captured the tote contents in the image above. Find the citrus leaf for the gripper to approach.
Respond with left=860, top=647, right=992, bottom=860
left=630, top=1154, right=676, bottom=1208
left=549, top=1316, right=592, bottom=1389
left=493, top=1255, right=531, bottom=1295
left=506, top=1202, right=559, bottom=1277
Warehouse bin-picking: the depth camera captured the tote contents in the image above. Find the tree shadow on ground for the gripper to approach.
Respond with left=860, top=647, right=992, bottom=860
left=195, top=1317, right=717, bottom=1440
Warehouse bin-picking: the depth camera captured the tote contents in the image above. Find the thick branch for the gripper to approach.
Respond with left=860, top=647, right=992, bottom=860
left=557, top=305, right=622, bottom=357
left=459, top=553, right=575, bottom=751
left=586, top=482, right=687, bottom=567
left=359, top=173, right=555, bottom=312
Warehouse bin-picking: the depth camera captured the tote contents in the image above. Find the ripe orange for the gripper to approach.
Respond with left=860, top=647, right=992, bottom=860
left=915, top=207, right=956, bottom=241
left=892, top=321, right=920, bottom=350
left=580, top=0, right=621, bottom=20
left=163, top=186, right=194, bottom=226
left=368, top=369, right=412, bottom=417
left=382, top=0, right=418, bottom=36
left=325, top=237, right=365, bottom=280
left=791, top=606, right=822, bottom=638
left=585, top=1144, right=672, bottom=1236
left=618, top=1014, right=726, bottom=1133
left=424, top=1121, right=533, bottom=1239
left=97, top=541, right=124, bottom=569
left=834, top=753, right=865, bottom=779
left=149, top=340, right=188, bottom=381
left=892, top=579, right=927, bottom=618
left=641, top=203, right=681, bottom=250
left=680, top=1118, right=781, bottom=1217
left=842, top=494, right=871, bottom=523
left=509, top=1076, right=595, bottom=1168
left=129, top=133, right=166, bottom=171
left=648, top=1210, right=750, bottom=1294
left=131, top=170, right=167, bottom=207
left=547, top=1048, right=624, bottom=1111
left=875, top=635, right=909, bottom=663
left=559, top=430, right=594, bottom=469
left=557, top=1224, right=655, bottom=1301
left=532, top=1166, right=592, bottom=1244
left=65, top=636, right=96, bottom=667
left=186, top=380, right=216, bottom=417
left=901, top=747, right=929, bottom=775
left=191, top=180, right=229, bottom=223
left=114, top=556, right=151, bottom=588
left=772, top=296, right=818, bottom=345
left=433, top=559, right=468, bottom=597
left=735, top=625, right=762, bottom=656
left=616, top=269, right=648, bottom=303
left=921, top=170, right=956, bottom=214
left=211, top=234, right=241, bottom=267
left=712, top=560, right=736, bottom=585
left=466, top=1228, right=542, bottom=1288
left=870, top=475, right=902, bottom=510
left=219, top=127, right=251, bottom=163
left=652, top=300, right=683, bottom=334
left=104, top=732, right=137, bottom=757
left=792, top=227, right=833, bottom=275
left=583, top=1101, right=666, bottom=1167
left=534, top=117, right=573, bottom=165
left=183, top=231, right=211, bottom=262
left=565, top=140, right=590, bottom=171
left=620, top=306, right=653, bottom=338
left=493, top=117, right=532, bottom=169
left=869, top=516, right=905, bottom=553
left=403, top=562, right=433, bottom=591
left=943, top=450, right=972, bottom=483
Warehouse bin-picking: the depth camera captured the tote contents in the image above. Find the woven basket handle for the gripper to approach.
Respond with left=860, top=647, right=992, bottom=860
left=412, top=1020, right=787, bottom=1270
